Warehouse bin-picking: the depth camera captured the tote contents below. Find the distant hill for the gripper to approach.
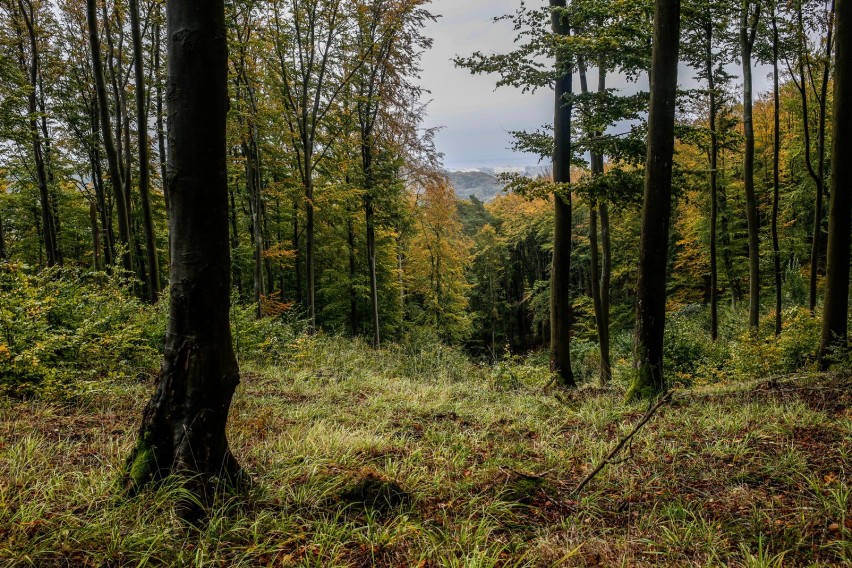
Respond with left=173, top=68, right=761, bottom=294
left=445, top=166, right=550, bottom=202
left=445, top=170, right=505, bottom=202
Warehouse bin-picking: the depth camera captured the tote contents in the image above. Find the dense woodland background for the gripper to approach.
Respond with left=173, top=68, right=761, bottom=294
left=1, top=0, right=852, bottom=565
left=0, top=0, right=849, bottom=394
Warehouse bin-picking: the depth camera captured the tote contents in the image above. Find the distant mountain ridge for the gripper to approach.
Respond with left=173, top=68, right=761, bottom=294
left=445, top=166, right=548, bottom=202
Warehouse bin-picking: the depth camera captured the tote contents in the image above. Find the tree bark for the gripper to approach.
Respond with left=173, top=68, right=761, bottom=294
left=705, top=21, right=719, bottom=341
left=0, top=215, right=7, bottom=262
left=771, top=10, right=783, bottom=337
left=130, top=0, right=160, bottom=302
left=819, top=0, right=852, bottom=367
left=550, top=0, right=574, bottom=388
left=741, top=0, right=761, bottom=330
left=154, top=20, right=169, bottom=215
left=580, top=59, right=611, bottom=385
left=348, top=208, right=358, bottom=337
left=124, top=0, right=243, bottom=522
left=631, top=0, right=681, bottom=399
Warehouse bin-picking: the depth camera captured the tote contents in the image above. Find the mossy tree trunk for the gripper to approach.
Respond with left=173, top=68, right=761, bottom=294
left=124, top=0, right=243, bottom=522
left=630, top=0, right=681, bottom=400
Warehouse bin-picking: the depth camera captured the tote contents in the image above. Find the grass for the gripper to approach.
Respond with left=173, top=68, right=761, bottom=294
left=0, top=335, right=850, bottom=567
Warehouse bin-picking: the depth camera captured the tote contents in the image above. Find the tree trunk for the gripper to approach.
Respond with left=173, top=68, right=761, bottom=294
left=88, top=0, right=133, bottom=274
left=365, top=197, right=381, bottom=347
left=772, top=10, right=783, bottom=337
left=599, top=200, right=612, bottom=380
left=579, top=59, right=611, bottom=385
left=305, top=163, right=316, bottom=333
left=130, top=0, right=160, bottom=302
left=244, top=138, right=265, bottom=318
left=293, top=197, right=302, bottom=306
left=631, top=0, right=681, bottom=399
left=154, top=21, right=169, bottom=215
left=348, top=210, right=358, bottom=337
left=819, top=0, right=852, bottom=367
left=0, top=215, right=7, bottom=262
left=741, top=0, right=760, bottom=330
left=124, top=0, right=243, bottom=523
left=549, top=0, right=574, bottom=388
left=90, top=111, right=114, bottom=267
left=705, top=22, right=719, bottom=341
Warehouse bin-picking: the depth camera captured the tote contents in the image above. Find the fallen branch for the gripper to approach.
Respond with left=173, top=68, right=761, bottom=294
left=572, top=390, right=674, bottom=495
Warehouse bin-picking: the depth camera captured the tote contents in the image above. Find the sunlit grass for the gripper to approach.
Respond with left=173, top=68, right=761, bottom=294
left=0, top=335, right=850, bottom=566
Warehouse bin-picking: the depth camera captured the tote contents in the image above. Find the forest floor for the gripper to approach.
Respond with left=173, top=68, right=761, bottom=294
left=1, top=339, right=851, bottom=567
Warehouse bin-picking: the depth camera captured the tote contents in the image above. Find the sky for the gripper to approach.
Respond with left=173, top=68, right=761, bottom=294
left=417, top=0, right=774, bottom=172
left=418, top=0, right=553, bottom=171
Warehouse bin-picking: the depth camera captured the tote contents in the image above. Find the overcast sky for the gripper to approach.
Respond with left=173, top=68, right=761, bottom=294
left=418, top=0, right=553, bottom=171
left=418, top=0, right=774, bottom=171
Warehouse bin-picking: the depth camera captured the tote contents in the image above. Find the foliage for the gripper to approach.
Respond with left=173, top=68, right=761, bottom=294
left=0, top=264, right=162, bottom=398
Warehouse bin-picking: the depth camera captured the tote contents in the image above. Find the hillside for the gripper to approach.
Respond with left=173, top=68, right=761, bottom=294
left=446, top=170, right=506, bottom=202
left=2, top=336, right=850, bottom=566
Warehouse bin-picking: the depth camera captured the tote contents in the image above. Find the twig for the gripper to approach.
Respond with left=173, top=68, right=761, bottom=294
left=572, top=390, right=674, bottom=495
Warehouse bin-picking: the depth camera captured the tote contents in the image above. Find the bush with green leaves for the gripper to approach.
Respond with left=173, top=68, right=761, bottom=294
left=0, top=264, right=163, bottom=398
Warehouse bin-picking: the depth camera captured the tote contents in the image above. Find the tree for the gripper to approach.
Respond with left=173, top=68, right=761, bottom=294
left=819, top=0, right=851, bottom=366
left=741, top=0, right=762, bottom=330
left=682, top=0, right=734, bottom=340
left=4, top=0, right=60, bottom=267
left=266, top=0, right=357, bottom=332
left=549, top=0, right=574, bottom=387
left=87, top=0, right=133, bottom=274
left=130, top=0, right=160, bottom=301
left=351, top=0, right=433, bottom=347
left=630, top=0, right=681, bottom=399
left=124, top=0, right=243, bottom=521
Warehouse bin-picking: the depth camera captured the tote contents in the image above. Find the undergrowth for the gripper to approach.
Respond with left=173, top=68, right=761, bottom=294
left=1, top=265, right=851, bottom=566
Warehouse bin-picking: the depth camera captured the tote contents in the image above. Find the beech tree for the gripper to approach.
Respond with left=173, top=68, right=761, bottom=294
left=741, top=0, right=761, bottom=330
left=819, top=0, right=850, bottom=366
left=630, top=0, right=681, bottom=399
left=124, top=0, right=243, bottom=521
left=87, top=0, right=133, bottom=274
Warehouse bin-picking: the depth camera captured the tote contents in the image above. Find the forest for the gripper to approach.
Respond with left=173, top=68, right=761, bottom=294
left=0, top=0, right=850, bottom=565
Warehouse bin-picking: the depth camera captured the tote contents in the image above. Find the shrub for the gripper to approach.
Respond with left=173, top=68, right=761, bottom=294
left=0, top=264, right=162, bottom=398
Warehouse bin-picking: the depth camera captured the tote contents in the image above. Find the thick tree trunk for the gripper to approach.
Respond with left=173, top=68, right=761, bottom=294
left=741, top=0, right=760, bottom=330
left=130, top=0, right=160, bottom=302
left=549, top=0, right=574, bottom=388
left=772, top=11, right=783, bottom=336
left=631, top=0, right=681, bottom=399
left=819, top=0, right=852, bottom=367
left=88, top=0, right=133, bottom=274
left=124, top=0, right=242, bottom=523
